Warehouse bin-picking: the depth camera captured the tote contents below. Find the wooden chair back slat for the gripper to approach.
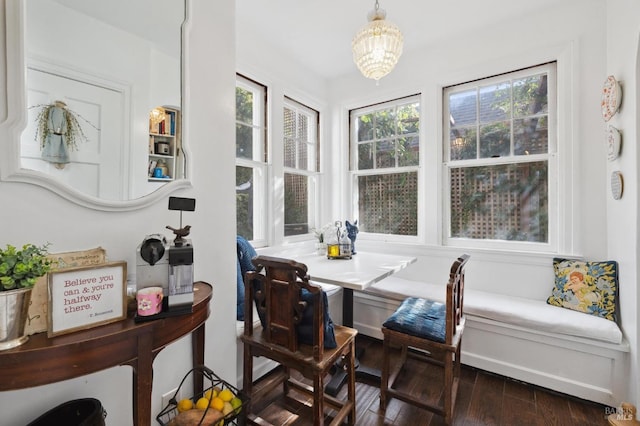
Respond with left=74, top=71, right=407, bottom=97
left=445, top=254, right=470, bottom=344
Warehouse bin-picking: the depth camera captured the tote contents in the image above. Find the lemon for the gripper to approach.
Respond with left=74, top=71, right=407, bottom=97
left=177, top=398, right=193, bottom=413
left=210, top=396, right=225, bottom=412
left=195, top=397, right=210, bottom=411
left=218, top=388, right=234, bottom=402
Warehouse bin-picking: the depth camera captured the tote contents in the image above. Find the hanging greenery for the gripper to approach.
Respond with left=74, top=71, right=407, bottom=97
left=32, top=101, right=89, bottom=152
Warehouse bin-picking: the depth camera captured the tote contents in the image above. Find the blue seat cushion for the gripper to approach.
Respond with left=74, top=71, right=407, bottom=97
left=382, top=297, right=446, bottom=343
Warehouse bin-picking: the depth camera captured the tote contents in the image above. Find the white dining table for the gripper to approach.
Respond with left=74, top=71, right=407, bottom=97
left=258, top=247, right=417, bottom=325
left=257, top=247, right=417, bottom=395
left=286, top=250, right=417, bottom=327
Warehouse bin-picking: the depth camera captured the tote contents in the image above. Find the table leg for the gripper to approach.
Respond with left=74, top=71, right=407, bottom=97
left=326, top=288, right=382, bottom=397
left=133, top=332, right=154, bottom=426
left=192, top=323, right=205, bottom=395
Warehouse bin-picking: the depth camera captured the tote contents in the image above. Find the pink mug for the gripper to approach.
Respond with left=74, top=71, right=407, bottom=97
left=136, top=286, right=164, bottom=316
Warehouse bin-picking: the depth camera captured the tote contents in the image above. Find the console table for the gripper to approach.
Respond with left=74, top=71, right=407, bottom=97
left=0, top=281, right=212, bottom=426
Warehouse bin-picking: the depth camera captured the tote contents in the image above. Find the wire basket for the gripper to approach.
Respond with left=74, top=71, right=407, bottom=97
left=156, top=365, right=248, bottom=426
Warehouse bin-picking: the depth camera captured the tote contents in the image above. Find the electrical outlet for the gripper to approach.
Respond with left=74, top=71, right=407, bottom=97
left=161, top=387, right=179, bottom=408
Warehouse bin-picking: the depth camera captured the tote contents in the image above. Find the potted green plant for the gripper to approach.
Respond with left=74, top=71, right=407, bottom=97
left=0, top=243, right=52, bottom=350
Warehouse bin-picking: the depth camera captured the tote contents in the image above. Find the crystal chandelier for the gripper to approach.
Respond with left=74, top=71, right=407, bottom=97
left=352, top=0, right=403, bottom=82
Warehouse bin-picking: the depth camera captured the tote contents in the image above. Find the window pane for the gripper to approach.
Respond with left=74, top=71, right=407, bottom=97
left=479, top=82, right=510, bottom=123
left=284, top=173, right=308, bottom=236
left=449, top=90, right=477, bottom=126
left=236, top=87, right=253, bottom=124
left=358, top=142, right=374, bottom=170
left=398, top=103, right=419, bottom=134
left=236, top=123, right=253, bottom=159
left=479, top=121, right=510, bottom=158
left=298, top=140, right=308, bottom=170
left=450, top=128, right=477, bottom=160
left=356, top=113, right=374, bottom=142
left=398, top=137, right=419, bottom=167
left=375, top=108, right=396, bottom=139
left=284, top=107, right=295, bottom=138
left=358, top=172, right=418, bottom=236
left=513, top=74, right=548, bottom=117
left=514, top=116, right=548, bottom=155
left=236, top=166, right=254, bottom=240
left=376, top=140, right=394, bottom=168
left=449, top=162, right=548, bottom=242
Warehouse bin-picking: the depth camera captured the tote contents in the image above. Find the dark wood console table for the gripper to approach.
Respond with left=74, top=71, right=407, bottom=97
left=0, top=281, right=212, bottom=426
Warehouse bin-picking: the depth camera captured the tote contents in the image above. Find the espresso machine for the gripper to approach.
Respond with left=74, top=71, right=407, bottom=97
left=136, top=197, right=196, bottom=317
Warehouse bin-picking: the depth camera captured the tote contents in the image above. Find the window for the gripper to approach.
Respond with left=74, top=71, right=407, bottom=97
left=444, top=63, right=556, bottom=249
left=350, top=96, right=420, bottom=237
left=236, top=75, right=267, bottom=243
left=283, top=97, right=319, bottom=237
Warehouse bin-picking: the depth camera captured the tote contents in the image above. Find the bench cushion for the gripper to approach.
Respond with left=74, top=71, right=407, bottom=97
left=382, top=297, right=446, bottom=343
left=366, top=276, right=623, bottom=344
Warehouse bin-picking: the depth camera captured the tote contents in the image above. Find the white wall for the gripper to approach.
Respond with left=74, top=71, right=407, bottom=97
left=0, top=1, right=236, bottom=425
left=236, top=22, right=331, bottom=247
left=328, top=0, right=639, bottom=406
left=606, top=0, right=640, bottom=410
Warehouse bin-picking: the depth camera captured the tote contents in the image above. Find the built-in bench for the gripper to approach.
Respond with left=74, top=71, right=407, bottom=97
left=353, top=276, right=629, bottom=406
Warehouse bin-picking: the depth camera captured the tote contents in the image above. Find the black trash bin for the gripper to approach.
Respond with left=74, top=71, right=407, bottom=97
left=27, top=398, right=106, bottom=426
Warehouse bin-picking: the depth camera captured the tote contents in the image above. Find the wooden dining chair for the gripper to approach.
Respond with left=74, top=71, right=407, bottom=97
left=380, top=254, right=470, bottom=425
left=241, top=255, right=357, bottom=426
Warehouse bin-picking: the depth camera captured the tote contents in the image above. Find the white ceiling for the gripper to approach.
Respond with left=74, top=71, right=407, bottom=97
left=50, top=0, right=563, bottom=80
left=236, top=0, right=561, bottom=80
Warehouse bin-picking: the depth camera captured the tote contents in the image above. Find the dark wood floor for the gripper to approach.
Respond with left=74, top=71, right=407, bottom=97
left=247, top=335, right=615, bottom=425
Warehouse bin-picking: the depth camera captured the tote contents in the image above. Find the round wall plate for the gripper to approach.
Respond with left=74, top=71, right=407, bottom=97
left=606, top=125, right=622, bottom=161
left=601, top=75, right=622, bottom=122
left=610, top=171, right=623, bottom=200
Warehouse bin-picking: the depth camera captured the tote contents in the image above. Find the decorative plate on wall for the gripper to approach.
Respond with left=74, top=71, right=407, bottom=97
left=610, top=171, right=623, bottom=200
left=606, top=125, right=622, bottom=161
left=601, top=75, right=622, bottom=122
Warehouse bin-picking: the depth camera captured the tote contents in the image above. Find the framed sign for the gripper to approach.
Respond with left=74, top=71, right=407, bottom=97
left=47, top=261, right=127, bottom=337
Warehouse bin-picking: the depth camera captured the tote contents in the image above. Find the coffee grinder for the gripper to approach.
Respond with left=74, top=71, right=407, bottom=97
left=165, top=196, right=196, bottom=314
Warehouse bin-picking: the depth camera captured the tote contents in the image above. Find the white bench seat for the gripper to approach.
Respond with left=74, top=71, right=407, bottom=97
left=355, top=275, right=629, bottom=406
left=365, top=276, right=623, bottom=344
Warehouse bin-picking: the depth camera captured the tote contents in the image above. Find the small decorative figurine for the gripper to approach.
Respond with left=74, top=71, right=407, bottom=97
left=345, top=220, right=359, bottom=255
left=166, top=225, right=191, bottom=246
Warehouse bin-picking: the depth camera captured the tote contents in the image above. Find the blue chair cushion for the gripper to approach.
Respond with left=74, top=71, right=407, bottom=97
left=236, top=236, right=257, bottom=321
left=382, top=297, right=446, bottom=343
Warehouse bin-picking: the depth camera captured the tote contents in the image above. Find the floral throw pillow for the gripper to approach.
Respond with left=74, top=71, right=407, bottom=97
left=546, top=258, right=618, bottom=322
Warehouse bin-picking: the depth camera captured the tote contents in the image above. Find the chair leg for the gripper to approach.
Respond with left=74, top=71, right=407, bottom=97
left=347, top=340, right=356, bottom=425
left=243, top=345, right=254, bottom=415
left=443, top=352, right=453, bottom=425
left=380, top=336, right=391, bottom=410
left=313, top=373, right=324, bottom=426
